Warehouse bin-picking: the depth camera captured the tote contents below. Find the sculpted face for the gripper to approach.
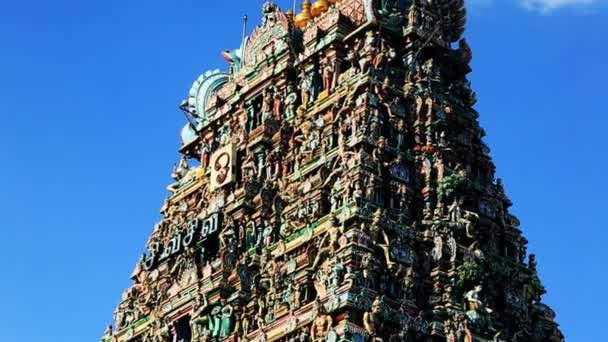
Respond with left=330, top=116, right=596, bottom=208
left=372, top=301, right=381, bottom=313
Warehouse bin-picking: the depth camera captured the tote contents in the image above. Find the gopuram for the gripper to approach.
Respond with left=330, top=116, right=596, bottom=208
left=104, top=1, right=564, bottom=342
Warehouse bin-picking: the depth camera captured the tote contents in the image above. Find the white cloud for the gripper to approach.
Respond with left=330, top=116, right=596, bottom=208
left=521, top=0, right=600, bottom=12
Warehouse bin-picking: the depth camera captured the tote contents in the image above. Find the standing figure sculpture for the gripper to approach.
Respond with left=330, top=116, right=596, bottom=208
left=363, top=297, right=384, bottom=341
left=284, top=84, right=298, bottom=120
left=310, top=303, right=333, bottom=342
left=191, top=295, right=210, bottom=341
left=322, top=57, right=334, bottom=92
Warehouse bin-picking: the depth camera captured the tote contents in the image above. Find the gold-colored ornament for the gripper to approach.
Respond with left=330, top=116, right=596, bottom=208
left=310, top=0, right=329, bottom=17
left=295, top=0, right=313, bottom=28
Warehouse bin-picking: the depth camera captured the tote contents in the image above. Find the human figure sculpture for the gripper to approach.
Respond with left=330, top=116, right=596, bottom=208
left=447, top=232, right=458, bottom=262
left=219, top=222, right=236, bottom=250
left=395, top=118, right=407, bottom=151
left=102, top=324, right=113, bottom=338
left=361, top=31, right=378, bottom=73
left=190, top=295, right=210, bottom=340
left=432, top=234, right=443, bottom=262
left=218, top=122, right=232, bottom=146
left=246, top=101, right=257, bottom=132
left=448, top=196, right=479, bottom=237
left=399, top=265, right=416, bottom=300
left=261, top=89, right=273, bottom=124
left=284, top=84, right=298, bottom=120
left=241, top=153, right=257, bottom=182
left=464, top=285, right=493, bottom=329
left=448, top=198, right=464, bottom=222
left=264, top=152, right=277, bottom=180
left=528, top=254, right=537, bottom=272
left=219, top=304, right=235, bottom=338
left=273, top=89, right=283, bottom=121
left=345, top=44, right=359, bottom=73
left=372, top=137, right=389, bottom=175
left=363, top=297, right=384, bottom=341
left=361, top=253, right=376, bottom=289
left=373, top=38, right=389, bottom=70
left=300, top=71, right=313, bottom=109
left=461, top=210, right=479, bottom=237
left=311, top=215, right=343, bottom=269
left=368, top=209, right=395, bottom=268
left=310, top=304, right=333, bottom=342
left=199, top=139, right=211, bottom=170
left=208, top=306, right=223, bottom=338
left=262, top=219, right=275, bottom=247
left=322, top=57, right=334, bottom=92
left=236, top=101, right=248, bottom=130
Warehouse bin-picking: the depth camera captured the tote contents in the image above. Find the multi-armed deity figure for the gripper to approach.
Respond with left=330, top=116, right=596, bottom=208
left=105, top=1, right=563, bottom=342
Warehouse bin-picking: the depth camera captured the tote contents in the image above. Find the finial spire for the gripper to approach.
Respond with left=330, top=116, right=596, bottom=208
left=241, top=15, right=248, bottom=44
left=295, top=0, right=313, bottom=28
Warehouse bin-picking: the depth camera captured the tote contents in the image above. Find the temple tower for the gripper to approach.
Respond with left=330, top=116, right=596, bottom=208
left=105, top=1, right=563, bottom=342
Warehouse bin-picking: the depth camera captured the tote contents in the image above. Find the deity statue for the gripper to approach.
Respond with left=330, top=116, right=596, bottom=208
left=272, top=88, right=283, bottom=121
left=461, top=210, right=479, bottom=237
left=464, top=285, right=493, bottom=330
left=262, top=219, right=275, bottom=247
left=432, top=234, right=443, bottom=262
left=284, top=84, right=298, bottom=120
left=220, top=304, right=235, bottom=338
left=299, top=70, right=316, bottom=109
left=373, top=38, right=390, bottom=71
left=218, top=122, right=232, bottom=146
left=219, top=221, right=236, bottom=250
left=528, top=254, right=537, bottom=272
left=310, top=303, right=333, bottom=342
left=361, top=253, right=376, bottom=290
left=242, top=152, right=257, bottom=182
left=311, top=215, right=343, bottom=269
left=448, top=197, right=480, bottom=237
left=261, top=89, right=273, bottom=124
left=361, top=31, right=378, bottom=73
left=447, top=232, right=458, bottom=262
left=363, top=297, right=384, bottom=341
left=321, top=57, right=335, bottom=92
left=246, top=100, right=258, bottom=132
left=395, top=118, right=407, bottom=151
left=191, top=295, right=210, bottom=340
left=448, top=198, right=464, bottom=222
left=368, top=209, right=394, bottom=268
left=345, top=43, right=359, bottom=73
left=200, top=139, right=211, bottom=170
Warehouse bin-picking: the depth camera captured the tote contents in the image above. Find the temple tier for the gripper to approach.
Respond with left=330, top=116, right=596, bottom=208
left=105, top=1, right=563, bottom=342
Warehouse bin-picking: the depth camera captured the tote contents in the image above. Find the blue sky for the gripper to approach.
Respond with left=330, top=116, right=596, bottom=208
left=0, top=1, right=606, bottom=341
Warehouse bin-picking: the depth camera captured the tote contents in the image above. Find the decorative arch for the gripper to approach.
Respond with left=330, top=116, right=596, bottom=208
left=187, top=70, right=230, bottom=129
